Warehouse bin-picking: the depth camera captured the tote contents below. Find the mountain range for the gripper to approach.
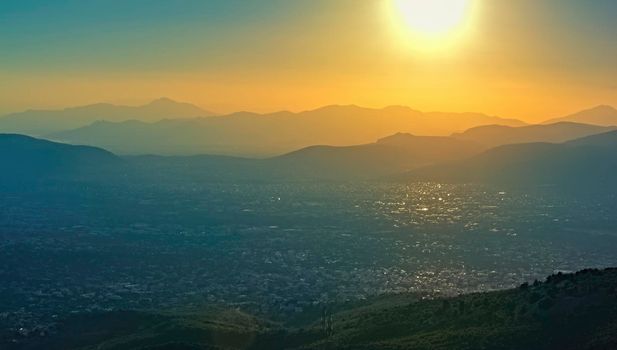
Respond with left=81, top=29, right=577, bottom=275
left=4, top=127, right=617, bottom=188
left=39, top=104, right=617, bottom=157
left=129, top=133, right=485, bottom=182
left=452, top=122, right=617, bottom=148
left=265, top=133, right=484, bottom=180
left=0, top=98, right=213, bottom=136
left=404, top=129, right=617, bottom=189
left=3, top=99, right=615, bottom=157
left=46, top=104, right=525, bottom=156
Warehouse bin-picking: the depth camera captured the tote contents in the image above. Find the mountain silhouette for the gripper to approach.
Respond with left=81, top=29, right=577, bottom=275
left=402, top=130, right=617, bottom=189
left=452, top=122, right=616, bottom=148
left=266, top=133, right=484, bottom=180
left=126, top=133, right=484, bottom=182
left=49, top=105, right=525, bottom=156
left=0, top=134, right=121, bottom=185
left=8, top=128, right=616, bottom=185
left=0, top=98, right=213, bottom=136
left=543, top=105, right=617, bottom=126
left=566, top=128, right=617, bottom=147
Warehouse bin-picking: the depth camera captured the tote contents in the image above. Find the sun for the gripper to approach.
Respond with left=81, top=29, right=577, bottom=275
left=388, top=0, right=475, bottom=51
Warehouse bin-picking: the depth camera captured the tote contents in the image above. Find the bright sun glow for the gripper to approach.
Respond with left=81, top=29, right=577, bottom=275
left=389, top=0, right=475, bottom=51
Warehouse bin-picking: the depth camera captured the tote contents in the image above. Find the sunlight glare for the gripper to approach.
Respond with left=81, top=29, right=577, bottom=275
left=388, top=0, right=476, bottom=52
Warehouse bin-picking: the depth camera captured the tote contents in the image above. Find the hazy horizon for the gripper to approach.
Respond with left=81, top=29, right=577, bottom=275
left=2, top=0, right=617, bottom=122
left=2, top=96, right=616, bottom=124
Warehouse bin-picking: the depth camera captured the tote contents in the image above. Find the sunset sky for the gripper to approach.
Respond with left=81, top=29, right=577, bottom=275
left=1, top=0, right=616, bottom=122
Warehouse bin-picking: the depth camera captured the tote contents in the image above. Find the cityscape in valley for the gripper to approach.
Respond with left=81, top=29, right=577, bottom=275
left=2, top=1, right=617, bottom=349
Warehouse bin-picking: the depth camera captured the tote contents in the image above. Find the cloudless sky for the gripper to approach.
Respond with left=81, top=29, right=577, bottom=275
left=1, top=0, right=616, bottom=121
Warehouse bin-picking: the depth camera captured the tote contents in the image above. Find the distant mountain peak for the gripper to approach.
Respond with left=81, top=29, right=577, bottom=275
left=587, top=104, right=616, bottom=111
left=377, top=132, right=416, bottom=143
left=77, top=102, right=115, bottom=109
left=571, top=104, right=617, bottom=116
left=308, top=104, right=366, bottom=113
left=145, top=97, right=184, bottom=107
left=543, top=104, right=617, bottom=126
left=383, top=105, right=420, bottom=113
left=452, top=121, right=616, bottom=148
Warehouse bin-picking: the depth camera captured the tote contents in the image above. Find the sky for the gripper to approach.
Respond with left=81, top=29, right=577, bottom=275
left=1, top=0, right=617, bottom=122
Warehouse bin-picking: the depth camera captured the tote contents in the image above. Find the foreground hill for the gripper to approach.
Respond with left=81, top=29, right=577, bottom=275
left=452, top=122, right=616, bottom=148
left=9, top=268, right=617, bottom=349
left=49, top=105, right=524, bottom=156
left=0, top=134, right=122, bottom=185
left=0, top=98, right=212, bottom=136
left=543, top=105, right=617, bottom=126
left=403, top=130, right=617, bottom=190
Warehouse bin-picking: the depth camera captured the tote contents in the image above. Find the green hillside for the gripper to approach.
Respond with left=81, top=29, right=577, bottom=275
left=8, top=268, right=617, bottom=350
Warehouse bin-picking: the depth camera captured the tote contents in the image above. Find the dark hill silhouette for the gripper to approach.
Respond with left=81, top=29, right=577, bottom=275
left=402, top=130, right=617, bottom=189
left=49, top=105, right=524, bottom=156
left=0, top=134, right=122, bottom=185
left=543, top=105, right=617, bottom=126
left=6, top=129, right=616, bottom=185
left=0, top=98, right=213, bottom=136
left=12, top=268, right=617, bottom=350
left=0, top=132, right=484, bottom=185
left=452, top=122, right=616, bottom=148
left=566, top=128, right=617, bottom=148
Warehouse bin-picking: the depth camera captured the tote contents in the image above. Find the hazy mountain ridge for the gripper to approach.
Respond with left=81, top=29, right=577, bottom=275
left=266, top=134, right=484, bottom=180
left=125, top=133, right=485, bottom=182
left=48, top=105, right=525, bottom=157
left=8, top=101, right=616, bottom=158
left=10, top=268, right=617, bottom=350
left=254, top=128, right=617, bottom=182
left=543, top=105, right=617, bottom=126
left=403, top=130, right=617, bottom=189
left=5, top=129, right=617, bottom=185
left=4, top=132, right=483, bottom=183
left=566, top=128, right=617, bottom=147
left=0, top=98, right=213, bottom=136
left=5, top=104, right=617, bottom=185
left=452, top=122, right=617, bottom=148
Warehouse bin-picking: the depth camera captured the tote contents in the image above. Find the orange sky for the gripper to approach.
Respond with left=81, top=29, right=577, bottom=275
left=1, top=0, right=616, bottom=123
